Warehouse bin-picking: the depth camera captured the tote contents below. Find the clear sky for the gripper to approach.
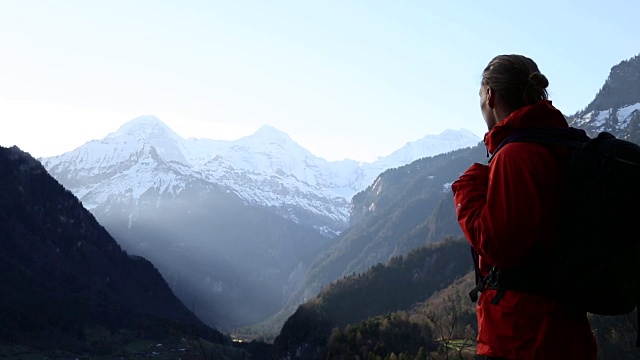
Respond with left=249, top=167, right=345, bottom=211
left=1, top=1, right=639, bottom=162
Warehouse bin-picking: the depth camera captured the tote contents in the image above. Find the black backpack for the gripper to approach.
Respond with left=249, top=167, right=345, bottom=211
left=469, top=126, right=640, bottom=346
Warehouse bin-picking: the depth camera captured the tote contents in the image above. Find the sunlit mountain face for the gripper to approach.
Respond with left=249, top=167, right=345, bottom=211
left=39, top=121, right=479, bottom=330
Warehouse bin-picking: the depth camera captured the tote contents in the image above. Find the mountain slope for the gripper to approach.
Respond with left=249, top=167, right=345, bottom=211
left=243, top=143, right=486, bottom=338
left=0, top=145, right=229, bottom=355
left=100, top=176, right=333, bottom=330
left=272, top=238, right=473, bottom=359
left=292, top=143, right=485, bottom=304
left=582, top=54, right=640, bottom=113
left=41, top=119, right=480, bottom=236
left=39, top=120, right=480, bottom=331
left=569, top=54, right=640, bottom=143
left=42, top=118, right=352, bottom=236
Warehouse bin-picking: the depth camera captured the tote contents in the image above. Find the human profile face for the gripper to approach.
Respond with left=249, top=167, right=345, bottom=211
left=479, top=85, right=497, bottom=130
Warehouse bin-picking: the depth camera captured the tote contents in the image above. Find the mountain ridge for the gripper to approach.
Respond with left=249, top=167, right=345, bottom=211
left=41, top=122, right=481, bottom=235
left=581, top=54, right=640, bottom=114
left=0, top=144, right=232, bottom=355
left=38, top=122, right=480, bottom=331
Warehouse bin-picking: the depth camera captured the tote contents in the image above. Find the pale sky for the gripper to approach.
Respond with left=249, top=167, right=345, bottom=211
left=1, top=1, right=639, bottom=162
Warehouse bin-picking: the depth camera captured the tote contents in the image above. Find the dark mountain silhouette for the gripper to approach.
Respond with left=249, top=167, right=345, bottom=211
left=568, top=54, right=640, bottom=143
left=0, top=145, right=244, bottom=357
left=582, top=54, right=640, bottom=113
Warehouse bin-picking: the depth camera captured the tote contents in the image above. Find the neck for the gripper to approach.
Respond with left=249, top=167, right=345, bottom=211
left=494, top=108, right=513, bottom=123
left=493, top=95, right=516, bottom=124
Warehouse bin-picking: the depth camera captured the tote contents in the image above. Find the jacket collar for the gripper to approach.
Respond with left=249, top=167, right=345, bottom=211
left=484, top=100, right=569, bottom=155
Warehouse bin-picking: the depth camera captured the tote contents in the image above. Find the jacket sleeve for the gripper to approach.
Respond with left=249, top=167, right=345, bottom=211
left=452, top=144, right=547, bottom=270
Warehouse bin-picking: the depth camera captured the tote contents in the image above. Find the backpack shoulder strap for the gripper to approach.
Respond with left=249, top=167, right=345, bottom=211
left=490, top=126, right=590, bottom=162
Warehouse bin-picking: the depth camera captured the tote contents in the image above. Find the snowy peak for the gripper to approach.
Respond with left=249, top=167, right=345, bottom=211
left=437, top=128, right=483, bottom=141
left=251, top=125, right=294, bottom=142
left=374, top=128, right=481, bottom=166
left=42, top=115, right=482, bottom=235
left=107, top=115, right=189, bottom=165
left=229, top=124, right=317, bottom=174
left=235, top=125, right=305, bottom=155
left=110, top=115, right=180, bottom=141
left=415, top=128, right=482, bottom=148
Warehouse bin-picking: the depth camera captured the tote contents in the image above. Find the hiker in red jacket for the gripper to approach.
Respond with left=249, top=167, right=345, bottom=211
left=451, top=54, right=597, bottom=360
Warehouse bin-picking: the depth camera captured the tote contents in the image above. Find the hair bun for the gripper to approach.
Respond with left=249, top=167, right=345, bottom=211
left=528, top=72, right=549, bottom=90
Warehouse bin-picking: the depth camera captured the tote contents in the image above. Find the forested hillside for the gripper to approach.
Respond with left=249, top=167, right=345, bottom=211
left=272, top=238, right=473, bottom=359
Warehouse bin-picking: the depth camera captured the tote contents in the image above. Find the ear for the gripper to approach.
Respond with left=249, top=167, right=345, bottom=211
left=487, top=87, right=496, bottom=109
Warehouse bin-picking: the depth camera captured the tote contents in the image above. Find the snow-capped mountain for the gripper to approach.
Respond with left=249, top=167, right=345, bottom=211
left=39, top=118, right=480, bottom=330
left=569, top=102, right=640, bottom=134
left=567, top=55, right=640, bottom=143
left=42, top=117, right=480, bottom=235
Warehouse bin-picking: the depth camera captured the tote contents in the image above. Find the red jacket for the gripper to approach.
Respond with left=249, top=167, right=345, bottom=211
left=451, top=100, right=597, bottom=359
